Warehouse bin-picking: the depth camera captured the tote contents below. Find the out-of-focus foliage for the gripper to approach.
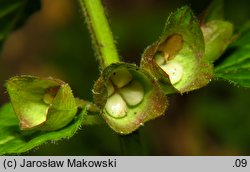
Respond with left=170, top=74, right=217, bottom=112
left=189, top=82, right=250, bottom=154
left=0, top=0, right=40, bottom=51
left=215, top=22, right=250, bottom=87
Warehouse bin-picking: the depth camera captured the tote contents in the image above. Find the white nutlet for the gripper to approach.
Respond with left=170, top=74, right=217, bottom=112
left=160, top=61, right=183, bottom=84
left=154, top=52, right=165, bottom=65
left=105, top=93, right=128, bottom=118
left=106, top=80, right=115, bottom=96
left=119, top=80, right=144, bottom=106
left=110, top=68, right=133, bottom=88
left=43, top=93, right=54, bottom=105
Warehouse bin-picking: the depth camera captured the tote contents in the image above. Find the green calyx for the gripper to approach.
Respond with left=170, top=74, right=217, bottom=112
left=141, top=6, right=213, bottom=94
left=6, top=75, right=78, bottom=131
left=93, top=62, right=168, bottom=134
left=200, top=0, right=234, bottom=62
left=201, top=20, right=233, bottom=62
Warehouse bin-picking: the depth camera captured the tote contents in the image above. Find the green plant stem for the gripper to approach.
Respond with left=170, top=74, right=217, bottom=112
left=75, top=98, right=104, bottom=125
left=75, top=98, right=100, bottom=113
left=79, top=0, right=120, bottom=69
left=82, top=114, right=104, bottom=125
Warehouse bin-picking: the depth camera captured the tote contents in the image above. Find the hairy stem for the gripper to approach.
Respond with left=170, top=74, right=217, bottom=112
left=79, top=0, right=120, bottom=69
left=75, top=98, right=104, bottom=125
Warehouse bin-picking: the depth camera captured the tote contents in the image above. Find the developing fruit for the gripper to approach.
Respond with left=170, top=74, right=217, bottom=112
left=93, top=63, right=167, bottom=134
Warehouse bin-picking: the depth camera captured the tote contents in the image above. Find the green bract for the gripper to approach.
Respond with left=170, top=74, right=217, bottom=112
left=6, top=75, right=78, bottom=131
left=141, top=6, right=213, bottom=94
left=93, top=62, right=168, bottom=134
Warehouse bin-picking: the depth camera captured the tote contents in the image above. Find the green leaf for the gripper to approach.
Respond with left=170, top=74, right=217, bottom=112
left=0, top=0, right=41, bottom=51
left=0, top=103, right=84, bottom=155
left=215, top=23, right=250, bottom=88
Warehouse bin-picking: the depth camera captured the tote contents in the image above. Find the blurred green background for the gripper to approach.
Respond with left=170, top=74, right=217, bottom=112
left=0, top=0, right=250, bottom=155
